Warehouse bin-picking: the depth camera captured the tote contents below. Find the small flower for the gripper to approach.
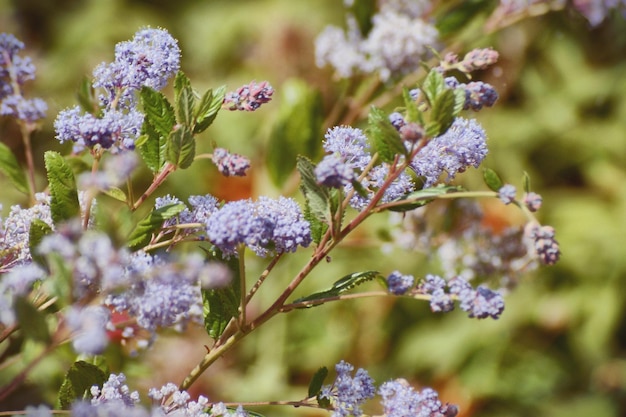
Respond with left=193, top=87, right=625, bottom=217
left=315, top=154, right=355, bottom=188
left=527, top=224, right=560, bottom=265
left=91, top=373, right=140, bottom=406
left=418, top=274, right=454, bottom=313
left=379, top=379, right=458, bottom=417
left=211, top=148, right=251, bottom=177
left=449, top=276, right=504, bottom=319
left=223, top=81, right=273, bottom=111
left=323, top=126, right=372, bottom=171
left=524, top=191, right=542, bottom=212
left=320, top=360, right=376, bottom=417
left=386, top=271, right=415, bottom=295
left=498, top=184, right=517, bottom=205
left=0, top=95, right=47, bottom=123
left=65, top=305, right=111, bottom=355
left=411, top=117, right=488, bottom=187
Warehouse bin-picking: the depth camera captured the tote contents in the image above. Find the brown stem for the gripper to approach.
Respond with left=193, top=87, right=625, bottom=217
left=132, top=163, right=176, bottom=211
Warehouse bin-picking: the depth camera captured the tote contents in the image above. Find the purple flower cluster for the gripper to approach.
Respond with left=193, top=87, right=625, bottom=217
left=379, top=379, right=458, bottom=417
left=55, top=28, right=179, bottom=153
left=315, top=4, right=438, bottom=81
left=418, top=274, right=504, bottom=319
left=437, top=48, right=499, bottom=74
left=411, top=117, right=488, bottom=187
left=320, top=360, right=376, bottom=417
left=444, top=77, right=498, bottom=111
left=524, top=191, right=543, bottom=212
left=526, top=224, right=560, bottom=265
left=386, top=270, right=415, bottom=295
left=0, top=33, right=47, bottom=124
left=211, top=147, right=251, bottom=176
left=498, top=184, right=517, bottom=204
left=315, top=154, right=355, bottom=188
left=204, top=196, right=312, bottom=257
left=64, top=305, right=111, bottom=355
left=0, top=263, right=45, bottom=326
left=223, top=80, right=273, bottom=111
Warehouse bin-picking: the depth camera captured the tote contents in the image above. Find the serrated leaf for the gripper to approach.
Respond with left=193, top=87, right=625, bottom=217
left=44, top=151, right=80, bottom=225
left=174, top=71, right=195, bottom=127
left=137, top=122, right=164, bottom=173
left=483, top=168, right=504, bottom=192
left=308, top=367, right=328, bottom=398
left=267, top=79, right=323, bottom=187
left=14, top=297, right=50, bottom=344
left=102, top=187, right=127, bottom=202
left=304, top=202, right=328, bottom=245
left=402, top=88, right=421, bottom=124
left=432, top=89, right=459, bottom=136
left=293, top=270, right=381, bottom=307
left=297, top=156, right=331, bottom=224
left=76, top=76, right=98, bottom=114
left=165, top=127, right=195, bottom=169
left=58, top=361, right=107, bottom=409
left=127, top=203, right=186, bottom=251
left=202, top=250, right=240, bottom=339
left=523, top=171, right=531, bottom=193
left=194, top=85, right=226, bottom=134
left=29, top=219, right=53, bottom=268
left=0, top=141, right=29, bottom=194
left=425, top=120, right=442, bottom=138
left=140, top=86, right=176, bottom=139
left=387, top=185, right=462, bottom=212
left=422, top=69, right=446, bottom=106
left=368, top=106, right=406, bottom=163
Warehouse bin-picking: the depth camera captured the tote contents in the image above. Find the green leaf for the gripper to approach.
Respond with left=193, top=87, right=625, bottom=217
left=368, top=106, right=406, bottom=163
left=174, top=71, right=195, bottom=127
left=202, top=250, right=240, bottom=339
left=127, top=203, right=186, bottom=251
left=523, top=171, right=531, bottom=193
left=308, top=367, right=328, bottom=398
left=483, top=168, right=504, bottom=192
left=29, top=219, right=53, bottom=268
left=431, top=89, right=461, bottom=137
left=422, top=69, right=446, bottom=106
left=0, top=141, right=29, bottom=194
left=140, top=86, right=176, bottom=139
left=44, top=151, right=80, bottom=225
left=137, top=122, right=164, bottom=173
left=194, top=85, right=226, bottom=134
left=76, top=76, right=98, bottom=114
left=267, top=79, right=323, bottom=186
left=165, top=127, right=195, bottom=169
left=303, top=201, right=328, bottom=245
left=58, top=361, right=107, bottom=409
left=14, top=297, right=50, bottom=344
left=387, top=185, right=462, bottom=212
left=293, top=270, right=382, bottom=307
left=425, top=120, right=442, bottom=138
left=402, top=88, right=421, bottom=124
left=297, top=156, right=331, bottom=224
left=102, top=187, right=127, bottom=203
left=348, top=0, right=376, bottom=35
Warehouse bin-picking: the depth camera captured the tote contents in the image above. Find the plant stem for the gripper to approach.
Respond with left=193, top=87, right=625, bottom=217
left=132, top=163, right=175, bottom=211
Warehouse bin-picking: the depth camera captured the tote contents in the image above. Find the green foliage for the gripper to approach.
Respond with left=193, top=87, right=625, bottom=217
left=193, top=85, right=225, bottom=134
left=0, top=141, right=29, bottom=194
left=308, top=366, right=328, bottom=398
left=386, top=185, right=462, bottom=212
left=76, top=76, right=98, bottom=114
left=14, top=297, right=50, bottom=344
left=267, top=79, right=323, bottom=187
left=201, top=251, right=241, bottom=339
left=44, top=151, right=80, bottom=225
left=126, top=203, right=186, bottom=251
left=165, top=126, right=195, bottom=169
left=297, top=156, right=332, bottom=226
left=293, top=270, right=382, bottom=307
left=138, top=86, right=176, bottom=172
left=483, top=168, right=504, bottom=192
left=175, top=71, right=195, bottom=127
left=29, top=219, right=53, bottom=268
left=57, top=361, right=107, bottom=409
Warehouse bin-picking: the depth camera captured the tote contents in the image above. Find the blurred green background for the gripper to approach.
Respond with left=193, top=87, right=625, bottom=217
left=2, top=0, right=626, bottom=416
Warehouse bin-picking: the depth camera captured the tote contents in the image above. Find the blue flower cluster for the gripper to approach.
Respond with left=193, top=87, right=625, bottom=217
left=223, top=80, right=274, bottom=111
left=55, top=28, right=179, bottom=153
left=417, top=274, right=505, bottom=319
left=0, top=33, right=47, bottom=124
left=386, top=270, right=415, bottom=295
left=320, top=360, right=376, bottom=417
left=527, top=224, right=560, bottom=265
left=379, top=379, right=458, bottom=417
left=211, top=147, right=251, bottom=177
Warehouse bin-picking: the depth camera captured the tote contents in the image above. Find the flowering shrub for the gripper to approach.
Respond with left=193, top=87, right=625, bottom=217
left=14, top=0, right=626, bottom=415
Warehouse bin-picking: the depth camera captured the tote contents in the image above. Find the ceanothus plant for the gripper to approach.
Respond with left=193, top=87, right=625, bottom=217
left=0, top=2, right=566, bottom=416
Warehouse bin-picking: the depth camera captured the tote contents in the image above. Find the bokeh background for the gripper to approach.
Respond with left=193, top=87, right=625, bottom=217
left=1, top=0, right=626, bottom=416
